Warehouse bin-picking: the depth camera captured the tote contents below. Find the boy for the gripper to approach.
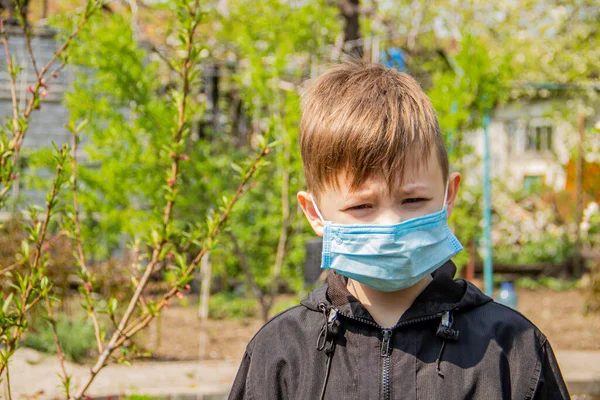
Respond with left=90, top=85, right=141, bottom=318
left=229, top=61, right=569, bottom=399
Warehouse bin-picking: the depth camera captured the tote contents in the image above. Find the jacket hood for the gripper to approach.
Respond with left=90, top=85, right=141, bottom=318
left=300, top=261, right=492, bottom=325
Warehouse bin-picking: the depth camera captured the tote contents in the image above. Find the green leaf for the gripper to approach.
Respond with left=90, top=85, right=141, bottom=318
left=2, top=293, right=14, bottom=314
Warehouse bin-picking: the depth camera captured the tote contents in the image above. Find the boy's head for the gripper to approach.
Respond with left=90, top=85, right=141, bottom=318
left=297, top=61, right=460, bottom=236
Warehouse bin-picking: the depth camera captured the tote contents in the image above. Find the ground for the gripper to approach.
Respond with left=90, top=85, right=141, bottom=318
left=134, top=286, right=600, bottom=362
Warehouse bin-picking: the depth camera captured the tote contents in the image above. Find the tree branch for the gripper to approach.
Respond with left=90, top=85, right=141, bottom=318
left=150, top=44, right=182, bottom=77
left=228, top=232, right=267, bottom=309
left=70, top=126, right=104, bottom=355
left=0, top=152, right=67, bottom=378
left=20, top=25, right=41, bottom=80
left=45, top=297, right=71, bottom=399
left=0, top=261, right=22, bottom=276
left=13, top=0, right=102, bottom=167
left=73, top=0, right=206, bottom=396
left=0, top=18, right=19, bottom=132
left=118, top=146, right=269, bottom=344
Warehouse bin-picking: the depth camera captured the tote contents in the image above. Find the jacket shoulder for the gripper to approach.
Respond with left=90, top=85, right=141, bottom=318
left=468, top=298, right=547, bottom=349
left=246, top=304, right=321, bottom=356
left=458, top=281, right=546, bottom=347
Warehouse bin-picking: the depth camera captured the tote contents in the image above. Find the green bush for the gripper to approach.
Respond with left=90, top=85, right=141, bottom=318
left=125, top=395, right=159, bottom=400
left=515, top=276, right=579, bottom=291
left=208, top=293, right=258, bottom=320
left=270, top=296, right=303, bottom=316
left=23, top=314, right=97, bottom=363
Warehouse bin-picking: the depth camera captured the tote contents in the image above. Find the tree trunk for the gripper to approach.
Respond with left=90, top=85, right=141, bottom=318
left=574, top=113, right=585, bottom=277
left=198, top=253, right=211, bottom=360
left=337, top=0, right=362, bottom=57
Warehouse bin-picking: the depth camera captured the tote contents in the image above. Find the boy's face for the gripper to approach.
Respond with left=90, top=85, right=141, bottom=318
left=298, top=154, right=460, bottom=237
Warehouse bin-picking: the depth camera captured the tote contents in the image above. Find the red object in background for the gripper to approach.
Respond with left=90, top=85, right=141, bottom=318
left=565, top=159, right=600, bottom=202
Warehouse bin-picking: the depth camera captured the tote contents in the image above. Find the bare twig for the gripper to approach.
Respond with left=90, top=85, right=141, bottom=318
left=70, top=127, right=104, bottom=354
left=5, top=359, right=12, bottom=400
left=0, top=261, right=21, bottom=276
left=18, top=159, right=65, bottom=320
left=0, top=157, right=66, bottom=378
left=10, top=0, right=102, bottom=168
left=150, top=44, right=182, bottom=77
left=229, top=233, right=267, bottom=310
left=119, top=147, right=269, bottom=341
left=20, top=25, right=41, bottom=80
left=0, top=0, right=102, bottom=385
left=45, top=297, right=71, bottom=399
left=31, top=167, right=62, bottom=270
left=23, top=293, right=44, bottom=313
left=71, top=132, right=88, bottom=274
left=0, top=19, right=20, bottom=132
left=73, top=0, right=205, bottom=396
left=76, top=146, right=267, bottom=398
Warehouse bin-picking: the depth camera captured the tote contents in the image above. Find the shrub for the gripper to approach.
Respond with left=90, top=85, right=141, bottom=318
left=23, top=314, right=97, bottom=363
left=208, top=292, right=258, bottom=320
left=0, top=217, right=77, bottom=297
left=515, top=276, right=579, bottom=291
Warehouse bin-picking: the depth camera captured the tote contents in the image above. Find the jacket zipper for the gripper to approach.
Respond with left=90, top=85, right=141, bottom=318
left=330, top=307, right=451, bottom=400
left=381, top=329, right=393, bottom=400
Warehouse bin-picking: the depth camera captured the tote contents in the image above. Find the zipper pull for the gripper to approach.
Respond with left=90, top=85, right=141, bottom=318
left=327, top=308, right=340, bottom=336
left=381, top=329, right=393, bottom=357
left=436, top=311, right=459, bottom=341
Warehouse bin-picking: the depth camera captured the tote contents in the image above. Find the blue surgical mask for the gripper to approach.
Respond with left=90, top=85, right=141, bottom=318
left=311, top=184, right=463, bottom=292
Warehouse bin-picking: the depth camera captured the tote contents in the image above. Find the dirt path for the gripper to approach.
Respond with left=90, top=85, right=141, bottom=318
left=517, top=287, right=600, bottom=350
left=135, top=287, right=600, bottom=361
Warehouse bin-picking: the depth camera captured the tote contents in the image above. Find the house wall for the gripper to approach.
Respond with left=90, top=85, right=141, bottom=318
left=0, top=27, right=72, bottom=150
left=469, top=100, right=576, bottom=192
left=0, top=27, right=73, bottom=216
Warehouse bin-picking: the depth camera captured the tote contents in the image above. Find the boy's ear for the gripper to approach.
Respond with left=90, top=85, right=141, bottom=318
left=446, top=172, right=461, bottom=218
left=297, top=191, right=325, bottom=237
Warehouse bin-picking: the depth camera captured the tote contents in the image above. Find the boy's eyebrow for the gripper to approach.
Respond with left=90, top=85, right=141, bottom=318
left=344, top=182, right=430, bottom=200
left=345, top=188, right=377, bottom=200
left=397, top=182, right=429, bottom=194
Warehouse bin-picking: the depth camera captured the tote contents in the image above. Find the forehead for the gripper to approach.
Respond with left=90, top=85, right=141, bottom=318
left=324, top=149, right=444, bottom=197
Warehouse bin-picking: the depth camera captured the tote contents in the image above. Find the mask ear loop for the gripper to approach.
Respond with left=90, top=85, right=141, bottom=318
left=310, top=194, right=326, bottom=223
left=442, top=181, right=450, bottom=212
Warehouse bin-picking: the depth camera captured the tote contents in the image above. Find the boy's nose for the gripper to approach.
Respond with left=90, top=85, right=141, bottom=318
left=372, top=209, right=404, bottom=225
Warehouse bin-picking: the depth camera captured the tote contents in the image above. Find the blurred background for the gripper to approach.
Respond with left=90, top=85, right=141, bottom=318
left=1, top=0, right=599, bottom=398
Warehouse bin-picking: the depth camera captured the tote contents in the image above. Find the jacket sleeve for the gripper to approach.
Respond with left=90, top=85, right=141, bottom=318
left=533, top=339, right=570, bottom=400
left=228, top=351, right=252, bottom=400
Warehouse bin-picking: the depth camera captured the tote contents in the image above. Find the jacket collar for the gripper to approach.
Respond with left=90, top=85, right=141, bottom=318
left=301, top=261, right=492, bottom=326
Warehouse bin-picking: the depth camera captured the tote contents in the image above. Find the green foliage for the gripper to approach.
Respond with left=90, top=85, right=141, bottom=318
left=209, top=0, right=339, bottom=296
left=51, top=12, right=178, bottom=259
left=208, top=293, right=258, bottom=320
left=429, top=34, right=514, bottom=135
left=494, top=235, right=574, bottom=265
left=125, top=395, right=160, bottom=400
left=270, top=295, right=303, bottom=316
left=1, top=0, right=275, bottom=393
left=23, top=314, right=96, bottom=363
left=491, top=190, right=575, bottom=265
left=424, top=34, right=514, bottom=270
left=582, top=202, right=600, bottom=247
left=515, top=276, right=580, bottom=292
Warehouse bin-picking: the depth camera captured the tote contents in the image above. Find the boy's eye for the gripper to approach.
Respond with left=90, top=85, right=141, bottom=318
left=347, top=204, right=372, bottom=211
left=402, top=198, right=427, bottom=204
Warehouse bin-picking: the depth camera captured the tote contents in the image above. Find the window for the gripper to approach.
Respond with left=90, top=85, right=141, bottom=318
left=526, top=123, right=553, bottom=152
left=523, top=175, right=544, bottom=195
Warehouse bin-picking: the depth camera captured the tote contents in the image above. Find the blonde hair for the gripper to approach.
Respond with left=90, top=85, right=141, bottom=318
left=300, top=60, right=449, bottom=196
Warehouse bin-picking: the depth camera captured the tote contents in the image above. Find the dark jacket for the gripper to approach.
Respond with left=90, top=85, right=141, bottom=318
left=229, top=262, right=570, bottom=400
